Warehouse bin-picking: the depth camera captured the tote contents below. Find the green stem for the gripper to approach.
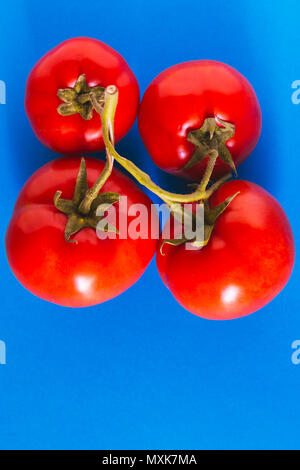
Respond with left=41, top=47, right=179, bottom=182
left=205, top=173, right=231, bottom=198
left=85, top=85, right=232, bottom=207
left=78, top=86, right=116, bottom=215
left=198, top=150, right=218, bottom=193
left=99, top=88, right=227, bottom=203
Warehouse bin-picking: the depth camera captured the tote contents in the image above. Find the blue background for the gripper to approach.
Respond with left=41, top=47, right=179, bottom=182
left=0, top=0, right=299, bottom=450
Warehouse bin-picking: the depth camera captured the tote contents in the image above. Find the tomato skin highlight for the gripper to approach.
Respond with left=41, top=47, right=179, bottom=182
left=6, top=157, right=158, bottom=308
left=25, top=37, right=139, bottom=155
left=156, top=180, right=295, bottom=320
left=138, top=60, right=262, bottom=180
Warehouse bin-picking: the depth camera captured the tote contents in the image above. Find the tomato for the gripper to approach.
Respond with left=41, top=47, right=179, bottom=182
left=25, top=37, right=139, bottom=155
left=5, top=157, right=157, bottom=307
left=138, top=60, right=262, bottom=180
left=156, top=180, right=294, bottom=320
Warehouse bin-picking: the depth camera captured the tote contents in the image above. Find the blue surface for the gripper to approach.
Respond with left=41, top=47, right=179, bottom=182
left=0, top=0, right=299, bottom=450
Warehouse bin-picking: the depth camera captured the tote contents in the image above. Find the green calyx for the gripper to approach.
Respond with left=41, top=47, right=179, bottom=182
left=184, top=117, right=237, bottom=174
left=54, top=158, right=120, bottom=242
left=160, top=191, right=239, bottom=254
left=57, top=74, right=105, bottom=120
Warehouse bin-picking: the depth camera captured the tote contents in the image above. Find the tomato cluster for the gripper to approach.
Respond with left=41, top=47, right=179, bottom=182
left=5, top=37, right=294, bottom=319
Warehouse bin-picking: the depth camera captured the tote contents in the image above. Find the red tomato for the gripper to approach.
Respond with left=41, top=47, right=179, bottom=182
left=25, top=37, right=139, bottom=155
left=157, top=180, right=294, bottom=320
left=138, top=61, right=262, bottom=180
left=6, top=157, right=157, bottom=307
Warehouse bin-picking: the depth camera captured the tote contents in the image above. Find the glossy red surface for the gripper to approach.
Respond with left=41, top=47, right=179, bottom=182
left=157, top=180, right=294, bottom=319
left=139, top=61, right=262, bottom=180
left=6, top=157, right=158, bottom=307
left=25, top=37, right=139, bottom=154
